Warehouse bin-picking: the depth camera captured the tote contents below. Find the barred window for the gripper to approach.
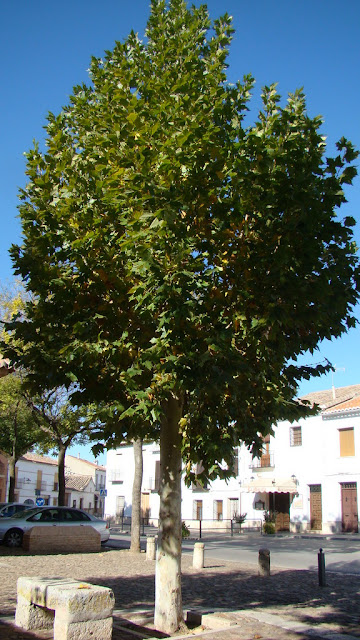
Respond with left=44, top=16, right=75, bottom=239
left=290, top=426, right=302, bottom=447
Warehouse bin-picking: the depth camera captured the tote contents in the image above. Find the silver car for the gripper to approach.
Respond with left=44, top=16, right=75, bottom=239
left=0, top=503, right=29, bottom=517
left=0, top=506, right=110, bottom=547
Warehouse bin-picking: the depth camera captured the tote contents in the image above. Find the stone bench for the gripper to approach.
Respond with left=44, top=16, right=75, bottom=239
left=15, top=576, right=114, bottom=640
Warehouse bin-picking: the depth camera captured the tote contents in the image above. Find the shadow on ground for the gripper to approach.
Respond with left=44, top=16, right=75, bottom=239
left=84, top=561, right=360, bottom=635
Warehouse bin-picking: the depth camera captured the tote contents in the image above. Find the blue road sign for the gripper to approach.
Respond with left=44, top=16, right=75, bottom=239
left=100, top=489, right=107, bottom=497
left=36, top=497, right=45, bottom=506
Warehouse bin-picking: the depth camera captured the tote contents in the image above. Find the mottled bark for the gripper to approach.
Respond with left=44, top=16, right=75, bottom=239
left=154, top=393, right=183, bottom=634
left=130, top=438, right=143, bottom=553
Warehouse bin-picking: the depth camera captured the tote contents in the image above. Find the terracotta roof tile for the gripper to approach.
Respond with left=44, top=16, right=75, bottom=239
left=300, top=384, right=360, bottom=410
left=65, top=474, right=92, bottom=491
left=22, top=452, right=58, bottom=466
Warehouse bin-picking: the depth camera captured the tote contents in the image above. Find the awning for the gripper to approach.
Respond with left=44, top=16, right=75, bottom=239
left=243, top=477, right=297, bottom=493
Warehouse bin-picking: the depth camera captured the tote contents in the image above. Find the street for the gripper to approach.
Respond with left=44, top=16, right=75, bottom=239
left=108, top=531, right=360, bottom=574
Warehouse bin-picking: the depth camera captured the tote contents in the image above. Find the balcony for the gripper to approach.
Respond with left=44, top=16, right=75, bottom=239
left=146, top=477, right=160, bottom=493
left=108, top=470, right=124, bottom=483
left=250, top=452, right=274, bottom=470
left=16, top=477, right=32, bottom=488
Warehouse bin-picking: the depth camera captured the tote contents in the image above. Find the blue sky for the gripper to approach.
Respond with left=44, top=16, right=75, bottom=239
left=1, top=1, right=359, bottom=461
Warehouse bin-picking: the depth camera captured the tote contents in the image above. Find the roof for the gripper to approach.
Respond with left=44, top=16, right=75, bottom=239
left=300, top=384, right=360, bottom=411
left=22, top=452, right=58, bottom=466
left=66, top=454, right=106, bottom=471
left=65, top=474, right=93, bottom=491
left=323, top=394, right=360, bottom=416
left=0, top=358, right=14, bottom=378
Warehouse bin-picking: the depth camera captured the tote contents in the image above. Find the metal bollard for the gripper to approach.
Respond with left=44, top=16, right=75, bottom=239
left=146, top=536, right=156, bottom=561
left=318, top=548, right=326, bottom=586
left=258, top=548, right=270, bottom=576
left=193, top=542, right=205, bottom=569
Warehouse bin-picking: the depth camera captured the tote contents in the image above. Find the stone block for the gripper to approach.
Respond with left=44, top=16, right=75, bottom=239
left=22, top=525, right=101, bottom=553
left=15, top=576, right=114, bottom=640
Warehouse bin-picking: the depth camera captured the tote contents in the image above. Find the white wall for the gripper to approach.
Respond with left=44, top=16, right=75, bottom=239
left=104, top=408, right=360, bottom=533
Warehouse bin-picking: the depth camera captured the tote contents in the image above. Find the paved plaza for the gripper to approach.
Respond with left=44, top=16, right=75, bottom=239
left=0, top=542, right=359, bottom=639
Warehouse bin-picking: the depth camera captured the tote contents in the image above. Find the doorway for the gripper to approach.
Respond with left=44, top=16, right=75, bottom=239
left=141, top=492, right=150, bottom=524
left=269, top=492, right=290, bottom=531
left=341, top=482, right=358, bottom=532
left=309, top=484, right=322, bottom=530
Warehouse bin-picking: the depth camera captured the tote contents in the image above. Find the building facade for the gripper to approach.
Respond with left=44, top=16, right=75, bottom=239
left=65, top=455, right=106, bottom=516
left=105, top=384, right=360, bottom=534
left=9, top=452, right=104, bottom=515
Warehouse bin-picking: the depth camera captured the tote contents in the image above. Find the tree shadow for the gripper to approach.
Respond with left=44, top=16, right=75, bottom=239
left=0, top=618, right=52, bottom=639
left=83, top=561, right=360, bottom=635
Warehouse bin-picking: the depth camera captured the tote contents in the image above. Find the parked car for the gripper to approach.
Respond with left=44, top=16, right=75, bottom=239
left=0, top=503, right=29, bottom=518
left=0, top=506, right=110, bottom=547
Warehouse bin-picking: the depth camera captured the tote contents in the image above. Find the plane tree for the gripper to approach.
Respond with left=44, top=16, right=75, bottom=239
left=2, top=0, right=359, bottom=632
left=25, top=387, right=100, bottom=506
left=0, top=374, right=46, bottom=501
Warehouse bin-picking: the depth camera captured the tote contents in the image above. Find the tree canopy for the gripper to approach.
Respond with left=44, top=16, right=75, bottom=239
left=2, top=1, right=359, bottom=629
left=4, top=0, right=359, bottom=478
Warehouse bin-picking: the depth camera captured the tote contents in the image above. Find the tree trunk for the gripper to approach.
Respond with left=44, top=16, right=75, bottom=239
left=58, top=444, right=66, bottom=506
left=154, top=393, right=183, bottom=634
left=130, top=438, right=143, bottom=553
left=8, top=456, right=16, bottom=502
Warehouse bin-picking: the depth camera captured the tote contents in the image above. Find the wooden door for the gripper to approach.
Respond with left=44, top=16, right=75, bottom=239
left=341, top=483, right=358, bottom=532
left=141, top=492, right=150, bottom=524
left=310, top=484, right=322, bottom=530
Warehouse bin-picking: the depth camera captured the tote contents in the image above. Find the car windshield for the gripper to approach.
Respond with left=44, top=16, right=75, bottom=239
left=10, top=508, right=40, bottom=519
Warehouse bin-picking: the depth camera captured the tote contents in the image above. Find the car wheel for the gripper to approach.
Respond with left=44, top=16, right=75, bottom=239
left=5, top=529, right=23, bottom=548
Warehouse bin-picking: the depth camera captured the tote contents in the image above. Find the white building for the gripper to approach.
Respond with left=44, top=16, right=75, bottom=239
left=65, top=455, right=106, bottom=515
left=12, top=452, right=105, bottom=514
left=105, top=384, right=360, bottom=534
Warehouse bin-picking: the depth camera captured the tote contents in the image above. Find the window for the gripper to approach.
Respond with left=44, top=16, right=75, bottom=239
left=192, top=463, right=208, bottom=491
left=290, top=426, right=302, bottom=447
left=228, top=498, right=239, bottom=520
left=339, top=428, right=355, bottom=457
left=193, top=500, right=203, bottom=520
left=213, top=500, right=223, bottom=521
left=116, top=495, right=125, bottom=517
left=229, top=449, right=239, bottom=476
left=72, top=499, right=76, bottom=508
left=154, top=460, right=160, bottom=492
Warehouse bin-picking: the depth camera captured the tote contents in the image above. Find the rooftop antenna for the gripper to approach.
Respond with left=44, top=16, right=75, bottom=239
left=331, top=366, right=345, bottom=399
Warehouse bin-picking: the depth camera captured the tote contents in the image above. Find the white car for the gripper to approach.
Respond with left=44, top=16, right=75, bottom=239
left=0, top=506, right=110, bottom=547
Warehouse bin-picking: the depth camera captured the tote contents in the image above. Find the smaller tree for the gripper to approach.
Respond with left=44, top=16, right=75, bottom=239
left=0, top=374, right=45, bottom=501
left=25, top=387, right=98, bottom=505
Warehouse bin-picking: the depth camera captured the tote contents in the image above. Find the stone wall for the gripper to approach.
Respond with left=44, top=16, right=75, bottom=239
left=22, top=525, right=101, bottom=553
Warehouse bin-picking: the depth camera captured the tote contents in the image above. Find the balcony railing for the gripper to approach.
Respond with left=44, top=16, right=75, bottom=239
left=108, top=470, right=124, bottom=483
left=250, top=452, right=274, bottom=469
left=146, top=477, right=160, bottom=492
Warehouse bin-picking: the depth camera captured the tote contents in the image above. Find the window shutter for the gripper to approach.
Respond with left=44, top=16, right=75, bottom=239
left=339, top=428, right=355, bottom=457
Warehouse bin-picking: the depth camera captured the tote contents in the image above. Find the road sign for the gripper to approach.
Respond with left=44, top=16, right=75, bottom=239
left=36, top=497, right=45, bottom=506
left=100, top=489, right=107, bottom=497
